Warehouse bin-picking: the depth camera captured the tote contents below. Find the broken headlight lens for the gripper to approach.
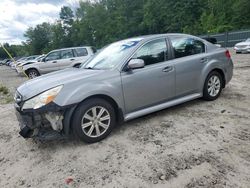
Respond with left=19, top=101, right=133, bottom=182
left=22, top=85, right=63, bottom=110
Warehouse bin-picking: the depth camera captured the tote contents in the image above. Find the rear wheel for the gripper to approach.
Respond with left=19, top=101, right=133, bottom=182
left=72, top=98, right=116, bottom=143
left=203, top=71, right=223, bottom=101
left=27, top=69, right=40, bottom=79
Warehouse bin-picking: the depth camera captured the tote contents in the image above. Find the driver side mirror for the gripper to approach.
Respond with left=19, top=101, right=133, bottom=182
left=127, top=59, right=145, bottom=70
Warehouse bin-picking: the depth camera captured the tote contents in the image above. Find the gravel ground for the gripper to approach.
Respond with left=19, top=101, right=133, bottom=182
left=0, top=49, right=250, bottom=188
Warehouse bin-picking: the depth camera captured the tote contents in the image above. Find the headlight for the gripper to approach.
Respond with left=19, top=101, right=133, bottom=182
left=22, top=85, right=63, bottom=110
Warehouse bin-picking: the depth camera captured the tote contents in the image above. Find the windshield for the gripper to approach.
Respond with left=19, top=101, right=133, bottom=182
left=81, top=38, right=143, bottom=70
left=18, top=57, right=27, bottom=61
left=36, top=55, right=45, bottom=61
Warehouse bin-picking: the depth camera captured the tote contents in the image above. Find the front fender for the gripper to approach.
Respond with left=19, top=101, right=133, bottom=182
left=54, top=79, right=124, bottom=112
left=22, top=64, right=39, bottom=72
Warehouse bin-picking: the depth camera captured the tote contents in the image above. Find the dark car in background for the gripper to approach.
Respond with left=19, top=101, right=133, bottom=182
left=0, top=59, right=11, bottom=66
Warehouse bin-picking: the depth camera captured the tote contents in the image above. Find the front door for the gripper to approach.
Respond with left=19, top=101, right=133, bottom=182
left=39, top=51, right=61, bottom=73
left=121, top=38, right=175, bottom=113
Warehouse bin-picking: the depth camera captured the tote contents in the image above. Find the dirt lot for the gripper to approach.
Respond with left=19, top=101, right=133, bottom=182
left=0, top=50, right=250, bottom=188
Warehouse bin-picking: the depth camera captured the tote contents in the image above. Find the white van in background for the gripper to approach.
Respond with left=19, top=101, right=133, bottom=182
left=17, top=46, right=96, bottom=78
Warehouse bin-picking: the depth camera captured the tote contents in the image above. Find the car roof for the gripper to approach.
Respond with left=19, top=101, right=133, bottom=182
left=130, top=33, right=198, bottom=39
left=51, top=46, right=92, bottom=53
left=27, top=55, right=39, bottom=58
left=119, top=33, right=204, bottom=44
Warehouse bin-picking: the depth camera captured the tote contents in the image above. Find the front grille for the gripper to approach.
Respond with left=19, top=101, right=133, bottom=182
left=236, top=45, right=247, bottom=48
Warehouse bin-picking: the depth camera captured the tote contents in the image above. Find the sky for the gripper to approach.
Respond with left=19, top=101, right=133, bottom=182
left=0, top=0, right=80, bottom=45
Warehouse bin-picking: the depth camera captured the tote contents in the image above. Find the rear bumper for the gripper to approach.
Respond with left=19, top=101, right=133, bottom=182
left=225, top=59, right=233, bottom=85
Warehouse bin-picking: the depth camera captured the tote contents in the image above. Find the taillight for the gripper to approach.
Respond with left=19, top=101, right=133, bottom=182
left=225, top=50, right=231, bottom=59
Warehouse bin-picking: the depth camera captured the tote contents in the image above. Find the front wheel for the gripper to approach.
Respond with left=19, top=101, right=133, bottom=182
left=72, top=98, right=116, bottom=143
left=203, top=71, right=223, bottom=101
left=26, top=69, right=40, bottom=79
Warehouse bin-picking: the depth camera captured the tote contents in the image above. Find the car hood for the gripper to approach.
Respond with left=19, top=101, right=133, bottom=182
left=235, top=42, right=250, bottom=46
left=20, top=61, right=37, bottom=66
left=17, top=68, right=105, bottom=100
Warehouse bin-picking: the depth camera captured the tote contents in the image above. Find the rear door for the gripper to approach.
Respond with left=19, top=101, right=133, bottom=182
left=121, top=38, right=175, bottom=113
left=168, top=36, right=208, bottom=96
left=73, top=47, right=91, bottom=64
left=59, top=49, right=75, bottom=69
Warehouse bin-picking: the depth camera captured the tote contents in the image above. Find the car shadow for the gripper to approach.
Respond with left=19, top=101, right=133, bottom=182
left=113, top=98, right=206, bottom=130
left=32, top=98, right=209, bottom=150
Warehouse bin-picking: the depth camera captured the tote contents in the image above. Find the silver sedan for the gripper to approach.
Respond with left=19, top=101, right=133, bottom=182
left=15, top=33, right=233, bottom=143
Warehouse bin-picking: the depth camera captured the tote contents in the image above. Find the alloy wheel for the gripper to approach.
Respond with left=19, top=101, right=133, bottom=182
left=81, top=106, right=111, bottom=138
left=207, top=75, right=221, bottom=97
left=28, top=71, right=38, bottom=79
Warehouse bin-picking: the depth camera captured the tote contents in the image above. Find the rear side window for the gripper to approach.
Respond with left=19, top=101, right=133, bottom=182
left=169, top=36, right=205, bottom=58
left=61, top=49, right=74, bottom=59
left=133, top=39, right=168, bottom=66
left=75, top=48, right=88, bottom=56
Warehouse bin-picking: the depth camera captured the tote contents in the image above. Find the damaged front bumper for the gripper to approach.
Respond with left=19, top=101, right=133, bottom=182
left=15, top=101, right=76, bottom=140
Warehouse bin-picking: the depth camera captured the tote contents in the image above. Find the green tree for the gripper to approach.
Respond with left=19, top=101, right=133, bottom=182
left=200, top=0, right=234, bottom=33
left=24, top=22, right=53, bottom=54
left=232, top=0, right=250, bottom=29
left=18, top=0, right=250, bottom=54
left=58, top=6, right=75, bottom=47
left=142, top=0, right=206, bottom=34
left=60, top=6, right=74, bottom=25
left=0, top=43, right=27, bottom=59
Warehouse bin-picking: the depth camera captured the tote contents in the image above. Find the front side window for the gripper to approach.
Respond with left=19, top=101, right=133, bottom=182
left=133, top=39, right=167, bottom=66
left=45, top=51, right=61, bottom=61
left=169, top=36, right=205, bottom=58
left=61, top=49, right=74, bottom=59
left=75, top=48, right=88, bottom=57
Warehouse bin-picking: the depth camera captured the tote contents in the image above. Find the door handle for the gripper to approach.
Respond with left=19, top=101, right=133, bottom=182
left=52, top=61, right=57, bottom=63
left=70, top=59, right=75, bottom=61
left=200, top=58, right=208, bottom=63
left=162, top=66, right=173, bottom=72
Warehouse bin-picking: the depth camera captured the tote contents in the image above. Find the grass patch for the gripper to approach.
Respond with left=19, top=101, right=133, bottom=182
left=0, top=84, right=13, bottom=104
left=0, top=85, right=9, bottom=95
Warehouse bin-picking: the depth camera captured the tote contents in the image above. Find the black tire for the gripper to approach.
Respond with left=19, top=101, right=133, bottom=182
left=27, top=69, right=40, bottom=79
left=72, top=98, right=116, bottom=143
left=203, top=71, right=223, bottom=101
